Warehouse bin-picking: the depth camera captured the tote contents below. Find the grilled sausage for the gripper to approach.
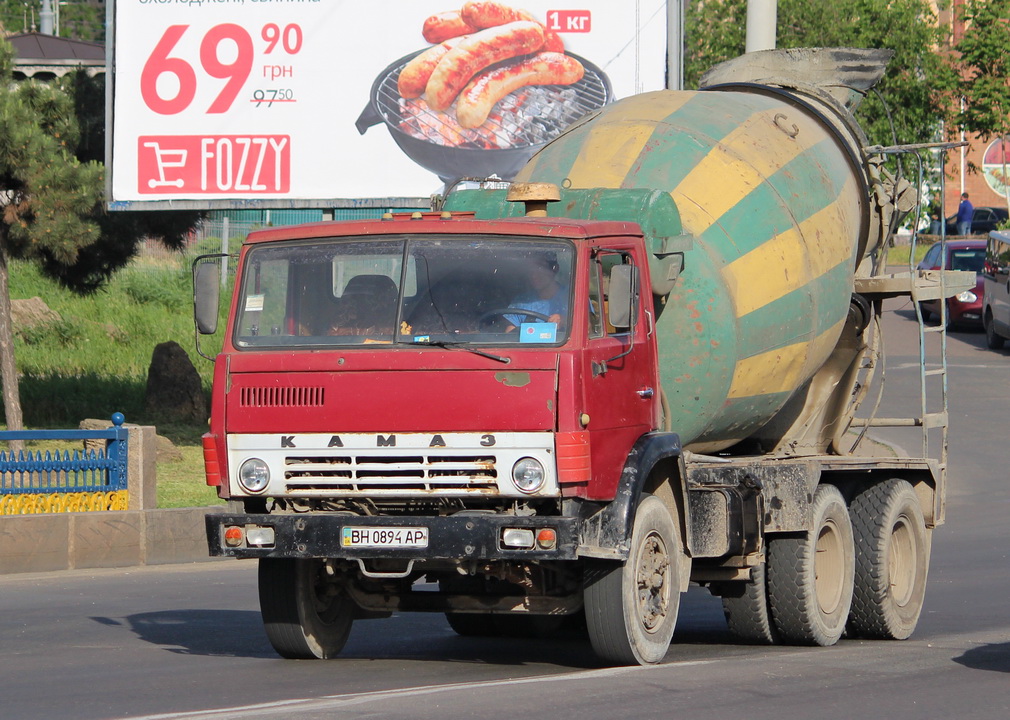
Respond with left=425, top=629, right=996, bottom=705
left=422, top=11, right=477, bottom=44
left=456, top=52, right=584, bottom=128
left=398, top=38, right=464, bottom=99
left=425, top=21, right=545, bottom=111
left=460, top=1, right=564, bottom=52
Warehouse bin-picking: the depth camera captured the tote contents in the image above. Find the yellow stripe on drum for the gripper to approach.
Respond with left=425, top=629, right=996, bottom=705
left=721, top=175, right=859, bottom=317
left=671, top=109, right=826, bottom=235
left=561, top=92, right=695, bottom=190
left=727, top=317, right=846, bottom=399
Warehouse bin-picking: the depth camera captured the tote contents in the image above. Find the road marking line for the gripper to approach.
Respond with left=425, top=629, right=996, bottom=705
left=120, top=660, right=716, bottom=720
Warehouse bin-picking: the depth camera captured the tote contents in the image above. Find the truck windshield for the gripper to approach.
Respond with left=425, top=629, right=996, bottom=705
left=233, top=236, right=574, bottom=348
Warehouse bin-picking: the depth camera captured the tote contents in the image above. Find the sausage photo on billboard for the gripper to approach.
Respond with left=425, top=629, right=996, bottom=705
left=456, top=52, right=585, bottom=128
left=424, top=20, right=545, bottom=111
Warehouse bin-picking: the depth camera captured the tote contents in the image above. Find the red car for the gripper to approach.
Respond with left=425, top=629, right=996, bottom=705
left=916, top=238, right=987, bottom=328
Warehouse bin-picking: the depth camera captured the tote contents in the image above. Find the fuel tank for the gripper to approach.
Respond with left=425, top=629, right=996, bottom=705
left=510, top=49, right=893, bottom=451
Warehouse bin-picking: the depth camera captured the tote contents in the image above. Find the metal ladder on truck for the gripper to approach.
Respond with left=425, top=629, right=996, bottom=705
left=845, top=143, right=974, bottom=519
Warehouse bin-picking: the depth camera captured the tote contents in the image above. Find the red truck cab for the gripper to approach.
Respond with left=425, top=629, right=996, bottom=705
left=203, top=211, right=659, bottom=508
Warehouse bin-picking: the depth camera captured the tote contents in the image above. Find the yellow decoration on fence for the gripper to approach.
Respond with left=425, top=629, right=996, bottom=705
left=0, top=491, right=129, bottom=515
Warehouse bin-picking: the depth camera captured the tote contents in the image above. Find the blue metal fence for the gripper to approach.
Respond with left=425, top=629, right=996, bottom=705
left=0, top=413, right=129, bottom=514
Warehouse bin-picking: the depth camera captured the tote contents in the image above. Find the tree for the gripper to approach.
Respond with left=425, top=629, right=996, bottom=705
left=945, top=0, right=1010, bottom=212
left=685, top=0, right=950, bottom=149
left=0, top=38, right=103, bottom=434
left=52, top=71, right=203, bottom=294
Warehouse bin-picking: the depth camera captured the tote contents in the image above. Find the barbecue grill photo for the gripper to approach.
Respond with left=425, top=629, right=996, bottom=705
left=355, top=2, right=612, bottom=183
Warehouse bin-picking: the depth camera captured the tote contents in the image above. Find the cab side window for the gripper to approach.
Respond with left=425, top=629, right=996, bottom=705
left=588, top=260, right=604, bottom=338
left=590, top=252, right=636, bottom=336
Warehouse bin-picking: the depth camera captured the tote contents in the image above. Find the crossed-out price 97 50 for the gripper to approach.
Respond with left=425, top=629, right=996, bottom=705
left=140, top=23, right=302, bottom=115
left=252, top=89, right=295, bottom=108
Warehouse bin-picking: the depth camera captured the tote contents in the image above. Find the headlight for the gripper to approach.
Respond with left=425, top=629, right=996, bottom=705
left=956, top=290, right=977, bottom=303
left=238, top=458, right=270, bottom=493
left=511, top=457, right=546, bottom=494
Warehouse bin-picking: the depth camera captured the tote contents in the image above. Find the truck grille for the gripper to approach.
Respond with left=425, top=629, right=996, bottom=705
left=283, top=453, right=498, bottom=495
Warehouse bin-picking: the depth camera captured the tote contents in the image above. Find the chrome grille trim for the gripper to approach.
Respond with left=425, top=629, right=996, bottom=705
left=226, top=432, right=558, bottom=498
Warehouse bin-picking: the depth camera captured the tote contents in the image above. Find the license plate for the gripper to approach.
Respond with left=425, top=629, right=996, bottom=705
left=341, top=526, right=429, bottom=548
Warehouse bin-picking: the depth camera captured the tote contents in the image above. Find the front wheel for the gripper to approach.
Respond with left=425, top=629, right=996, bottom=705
left=584, top=494, right=683, bottom=665
left=848, top=479, right=930, bottom=639
left=259, top=558, right=354, bottom=659
left=767, top=484, right=854, bottom=646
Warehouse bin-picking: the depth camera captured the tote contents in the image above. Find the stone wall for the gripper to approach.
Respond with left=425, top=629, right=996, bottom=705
left=0, top=424, right=224, bottom=574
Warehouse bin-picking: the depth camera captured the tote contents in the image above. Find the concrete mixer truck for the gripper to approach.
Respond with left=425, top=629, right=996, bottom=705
left=197, top=48, right=971, bottom=665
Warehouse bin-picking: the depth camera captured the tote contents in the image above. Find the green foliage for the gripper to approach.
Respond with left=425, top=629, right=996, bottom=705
left=945, top=0, right=1010, bottom=143
left=16, top=317, right=83, bottom=347
left=0, top=37, right=104, bottom=267
left=8, top=257, right=230, bottom=413
left=684, top=0, right=950, bottom=147
left=119, top=265, right=191, bottom=311
left=47, top=71, right=207, bottom=294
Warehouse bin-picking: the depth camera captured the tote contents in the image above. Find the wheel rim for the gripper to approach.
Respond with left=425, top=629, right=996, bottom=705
left=636, top=532, right=672, bottom=633
left=305, top=561, right=344, bottom=626
left=888, top=516, right=917, bottom=607
left=815, top=519, right=846, bottom=615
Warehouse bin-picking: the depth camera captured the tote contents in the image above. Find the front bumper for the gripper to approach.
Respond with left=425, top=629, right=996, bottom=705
left=206, top=512, right=580, bottom=561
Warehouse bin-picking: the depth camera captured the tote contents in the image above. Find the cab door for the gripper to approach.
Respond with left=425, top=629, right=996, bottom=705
left=580, top=246, right=659, bottom=500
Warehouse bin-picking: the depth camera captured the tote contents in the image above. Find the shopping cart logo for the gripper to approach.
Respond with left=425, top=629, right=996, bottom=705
left=137, top=135, right=291, bottom=195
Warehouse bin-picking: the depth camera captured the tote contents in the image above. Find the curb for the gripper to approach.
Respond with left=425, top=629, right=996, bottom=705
left=0, top=506, right=225, bottom=575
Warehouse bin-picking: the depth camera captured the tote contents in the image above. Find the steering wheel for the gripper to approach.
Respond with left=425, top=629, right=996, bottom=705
left=478, top=307, right=552, bottom=328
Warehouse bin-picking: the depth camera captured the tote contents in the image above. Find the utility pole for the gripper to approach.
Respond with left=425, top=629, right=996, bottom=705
left=667, top=0, right=684, bottom=90
left=745, top=0, right=777, bottom=53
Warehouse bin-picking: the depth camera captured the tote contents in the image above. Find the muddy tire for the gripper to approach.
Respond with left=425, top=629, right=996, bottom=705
left=767, top=484, right=854, bottom=646
left=848, top=479, right=930, bottom=640
left=259, top=558, right=354, bottom=659
left=584, top=494, right=682, bottom=665
left=721, top=562, right=779, bottom=644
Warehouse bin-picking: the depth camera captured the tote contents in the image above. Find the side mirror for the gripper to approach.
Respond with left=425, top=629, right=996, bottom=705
left=607, top=264, right=637, bottom=329
left=193, top=257, right=222, bottom=335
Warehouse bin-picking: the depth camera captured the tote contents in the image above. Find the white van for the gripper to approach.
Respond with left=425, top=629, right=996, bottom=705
left=982, top=231, right=1010, bottom=348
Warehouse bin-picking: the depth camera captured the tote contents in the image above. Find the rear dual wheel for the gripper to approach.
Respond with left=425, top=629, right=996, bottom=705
left=848, top=479, right=930, bottom=639
left=766, top=484, right=854, bottom=646
left=721, top=562, right=779, bottom=645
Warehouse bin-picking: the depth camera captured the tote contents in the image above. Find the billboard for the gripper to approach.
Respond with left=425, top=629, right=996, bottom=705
left=109, top=0, right=667, bottom=208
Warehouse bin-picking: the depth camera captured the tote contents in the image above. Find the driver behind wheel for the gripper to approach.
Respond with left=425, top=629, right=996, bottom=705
left=504, top=251, right=568, bottom=330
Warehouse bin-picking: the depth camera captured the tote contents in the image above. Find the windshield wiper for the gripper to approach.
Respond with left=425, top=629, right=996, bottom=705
left=406, top=339, right=510, bottom=364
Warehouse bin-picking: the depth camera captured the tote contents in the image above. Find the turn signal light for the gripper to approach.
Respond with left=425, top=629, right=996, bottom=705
left=202, top=434, right=222, bottom=486
left=223, top=526, right=244, bottom=547
left=536, top=528, right=557, bottom=549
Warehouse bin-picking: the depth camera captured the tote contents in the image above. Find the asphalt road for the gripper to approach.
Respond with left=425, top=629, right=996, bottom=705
left=3, top=298, right=1009, bottom=720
